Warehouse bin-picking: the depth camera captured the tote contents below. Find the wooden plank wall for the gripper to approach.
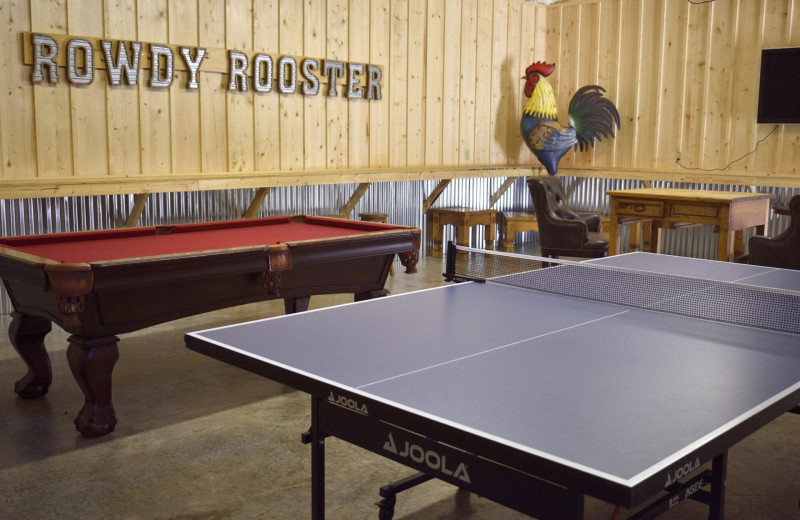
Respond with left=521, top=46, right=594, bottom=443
left=548, top=0, right=800, bottom=186
left=0, top=0, right=546, bottom=197
left=1, top=0, right=800, bottom=199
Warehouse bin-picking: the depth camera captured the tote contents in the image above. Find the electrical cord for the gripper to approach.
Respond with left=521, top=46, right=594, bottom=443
left=675, top=125, right=779, bottom=171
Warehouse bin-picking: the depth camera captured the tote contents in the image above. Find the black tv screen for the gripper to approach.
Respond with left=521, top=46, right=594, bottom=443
left=758, top=47, right=800, bottom=124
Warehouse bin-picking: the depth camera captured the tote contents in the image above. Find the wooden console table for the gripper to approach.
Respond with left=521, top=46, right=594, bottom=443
left=606, top=188, right=771, bottom=262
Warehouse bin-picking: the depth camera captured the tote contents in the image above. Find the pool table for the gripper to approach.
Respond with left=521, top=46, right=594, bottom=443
left=0, top=215, right=420, bottom=437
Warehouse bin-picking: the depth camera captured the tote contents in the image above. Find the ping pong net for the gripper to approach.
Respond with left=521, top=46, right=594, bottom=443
left=444, top=242, right=800, bottom=336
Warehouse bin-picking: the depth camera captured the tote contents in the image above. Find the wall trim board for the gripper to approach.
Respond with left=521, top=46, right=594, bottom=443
left=0, top=165, right=544, bottom=199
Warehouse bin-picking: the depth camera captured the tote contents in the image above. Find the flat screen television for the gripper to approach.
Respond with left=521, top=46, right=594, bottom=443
left=757, top=47, right=800, bottom=124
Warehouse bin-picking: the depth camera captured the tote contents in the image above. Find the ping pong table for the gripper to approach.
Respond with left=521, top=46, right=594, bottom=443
left=185, top=247, right=800, bottom=520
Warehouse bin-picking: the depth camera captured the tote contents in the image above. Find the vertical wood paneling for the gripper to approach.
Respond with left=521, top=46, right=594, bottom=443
left=304, top=0, right=327, bottom=169
left=505, top=1, right=523, bottom=163
left=441, top=0, right=461, bottom=165
left=0, top=2, right=36, bottom=179
left=728, top=0, right=761, bottom=173
left=489, top=0, right=508, bottom=163
left=169, top=0, right=201, bottom=173
left=635, top=4, right=661, bottom=168
left=682, top=2, right=710, bottom=169
left=369, top=0, right=390, bottom=167
left=702, top=1, right=737, bottom=169
left=348, top=0, right=369, bottom=167
left=389, top=0, right=409, bottom=167
left=785, top=2, right=800, bottom=173
left=457, top=0, right=476, bottom=165
left=556, top=5, right=578, bottom=111
left=405, top=0, right=426, bottom=166
left=31, top=1, right=73, bottom=177
left=253, top=0, right=281, bottom=170
left=576, top=2, right=601, bottom=166
left=552, top=5, right=578, bottom=169
left=67, top=0, right=109, bottom=176
left=138, top=0, right=171, bottom=173
left=516, top=3, right=540, bottom=165
left=615, top=0, right=639, bottom=168
left=326, top=0, right=348, bottom=169
left=105, top=0, right=141, bottom=175
left=227, top=1, right=254, bottom=172
left=198, top=0, right=226, bottom=173
left=594, top=0, right=619, bottom=168
left=576, top=3, right=598, bottom=85
left=473, top=0, right=492, bottom=164
left=655, top=0, right=687, bottom=170
left=424, top=0, right=444, bottom=165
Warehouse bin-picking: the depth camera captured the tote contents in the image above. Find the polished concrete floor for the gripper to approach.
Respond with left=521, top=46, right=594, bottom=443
left=1, top=252, right=798, bottom=520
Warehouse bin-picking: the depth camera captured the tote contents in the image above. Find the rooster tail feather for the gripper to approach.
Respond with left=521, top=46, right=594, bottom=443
left=567, top=85, right=621, bottom=152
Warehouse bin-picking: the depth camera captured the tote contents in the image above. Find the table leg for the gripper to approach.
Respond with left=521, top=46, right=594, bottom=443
left=9, top=313, right=53, bottom=399
left=717, top=210, right=733, bottom=262
left=643, top=222, right=660, bottom=254
left=398, top=250, right=419, bottom=274
left=455, top=224, right=470, bottom=248
left=432, top=213, right=444, bottom=258
left=733, top=230, right=746, bottom=260
left=285, top=296, right=311, bottom=314
left=627, top=222, right=639, bottom=252
left=708, top=451, right=728, bottom=520
left=501, top=228, right=515, bottom=251
left=484, top=223, right=495, bottom=251
left=310, top=397, right=326, bottom=520
left=717, top=230, right=733, bottom=262
left=66, top=335, right=120, bottom=438
left=609, top=211, right=620, bottom=255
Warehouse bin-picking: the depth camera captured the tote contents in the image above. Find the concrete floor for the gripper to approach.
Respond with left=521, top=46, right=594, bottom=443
left=1, top=252, right=798, bottom=520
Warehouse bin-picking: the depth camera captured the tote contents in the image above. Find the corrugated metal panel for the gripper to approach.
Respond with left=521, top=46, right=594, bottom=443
left=1, top=180, right=798, bottom=314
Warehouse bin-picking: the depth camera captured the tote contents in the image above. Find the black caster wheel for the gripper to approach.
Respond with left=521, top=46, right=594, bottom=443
left=377, top=495, right=396, bottom=520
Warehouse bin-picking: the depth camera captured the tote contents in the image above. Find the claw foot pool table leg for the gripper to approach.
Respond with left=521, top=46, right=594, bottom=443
left=66, top=335, right=120, bottom=438
left=9, top=312, right=53, bottom=399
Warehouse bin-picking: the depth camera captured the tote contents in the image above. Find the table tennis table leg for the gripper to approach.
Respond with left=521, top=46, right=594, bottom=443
left=309, top=397, right=326, bottom=520
left=708, top=451, right=728, bottom=520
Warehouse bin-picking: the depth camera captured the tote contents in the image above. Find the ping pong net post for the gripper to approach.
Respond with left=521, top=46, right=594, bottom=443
left=443, top=242, right=800, bottom=336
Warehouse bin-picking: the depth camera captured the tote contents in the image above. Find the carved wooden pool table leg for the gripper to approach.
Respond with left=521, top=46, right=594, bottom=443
left=66, top=335, right=120, bottom=438
left=9, top=312, right=53, bottom=399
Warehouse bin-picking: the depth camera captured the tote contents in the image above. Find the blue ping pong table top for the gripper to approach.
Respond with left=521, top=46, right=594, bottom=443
left=186, top=252, right=800, bottom=493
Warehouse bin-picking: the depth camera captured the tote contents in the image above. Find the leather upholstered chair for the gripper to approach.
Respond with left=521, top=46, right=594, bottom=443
left=747, top=194, right=800, bottom=270
left=527, top=177, right=609, bottom=259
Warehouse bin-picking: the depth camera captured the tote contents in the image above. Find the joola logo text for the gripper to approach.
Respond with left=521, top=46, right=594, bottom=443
left=664, top=457, right=701, bottom=487
left=383, top=433, right=471, bottom=483
left=328, top=391, right=368, bottom=415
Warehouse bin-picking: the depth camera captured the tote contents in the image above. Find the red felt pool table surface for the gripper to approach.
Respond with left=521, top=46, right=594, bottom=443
left=0, top=214, right=420, bottom=438
left=0, top=215, right=403, bottom=263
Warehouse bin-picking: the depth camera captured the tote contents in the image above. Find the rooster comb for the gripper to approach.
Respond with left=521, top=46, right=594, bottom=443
left=525, top=62, right=556, bottom=77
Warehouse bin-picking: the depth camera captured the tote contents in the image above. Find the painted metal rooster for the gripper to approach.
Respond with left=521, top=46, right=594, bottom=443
left=521, top=61, right=620, bottom=176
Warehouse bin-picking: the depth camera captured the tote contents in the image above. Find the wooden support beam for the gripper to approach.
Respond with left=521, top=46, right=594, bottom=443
left=339, top=183, right=372, bottom=218
left=124, top=193, right=150, bottom=227
left=242, top=187, right=270, bottom=218
left=490, top=177, right=521, bottom=207
left=423, top=179, right=453, bottom=213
